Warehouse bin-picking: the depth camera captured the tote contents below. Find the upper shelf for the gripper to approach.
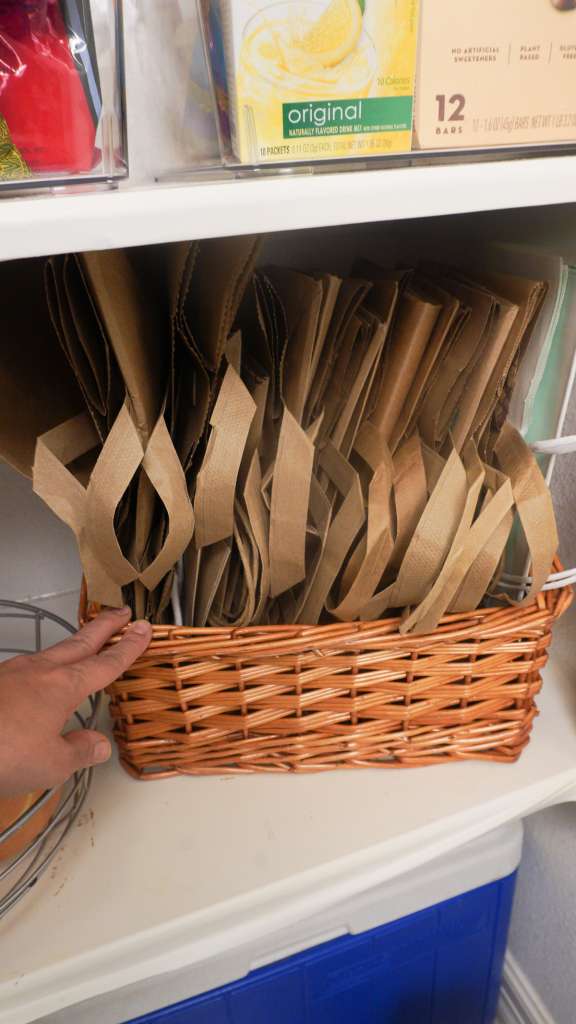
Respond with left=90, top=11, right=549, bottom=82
left=2, top=609, right=576, bottom=1024
left=2, top=154, right=576, bottom=261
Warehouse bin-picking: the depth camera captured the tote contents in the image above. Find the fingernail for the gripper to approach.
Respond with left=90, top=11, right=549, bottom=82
left=94, top=739, right=111, bottom=763
left=131, top=620, right=152, bottom=636
left=112, top=605, right=132, bottom=616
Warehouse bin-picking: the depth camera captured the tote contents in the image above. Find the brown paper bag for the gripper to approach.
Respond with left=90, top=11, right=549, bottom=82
left=33, top=404, right=194, bottom=608
left=400, top=440, right=487, bottom=633
left=360, top=444, right=468, bottom=620
left=190, top=355, right=271, bottom=627
left=308, top=274, right=343, bottom=389
left=328, top=425, right=394, bottom=621
left=472, top=272, right=547, bottom=451
left=44, top=255, right=138, bottom=589
left=242, top=451, right=271, bottom=624
left=182, top=540, right=203, bottom=627
left=298, top=443, right=365, bottom=624
left=45, top=255, right=116, bottom=441
left=264, top=267, right=323, bottom=424
left=156, top=241, right=211, bottom=472
left=178, top=236, right=261, bottom=372
left=451, top=291, right=518, bottom=453
left=270, top=406, right=315, bottom=598
left=390, top=279, right=467, bottom=450
left=79, top=248, right=174, bottom=613
left=331, top=294, right=397, bottom=455
left=418, top=267, right=545, bottom=456
left=388, top=434, right=429, bottom=572
left=207, top=500, right=260, bottom=628
left=449, top=464, right=514, bottom=613
left=289, top=476, right=333, bottom=624
left=195, top=540, right=231, bottom=626
left=80, top=249, right=168, bottom=443
left=417, top=271, right=499, bottom=452
left=370, top=288, right=441, bottom=444
left=238, top=272, right=291, bottom=461
left=32, top=411, right=122, bottom=606
left=193, top=362, right=256, bottom=549
left=402, top=469, right=514, bottom=634
left=318, top=314, right=363, bottom=440
left=305, top=277, right=372, bottom=426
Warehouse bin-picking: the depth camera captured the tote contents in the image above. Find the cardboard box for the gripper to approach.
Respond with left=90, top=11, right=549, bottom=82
left=415, top=0, right=576, bottom=151
left=207, top=0, right=419, bottom=164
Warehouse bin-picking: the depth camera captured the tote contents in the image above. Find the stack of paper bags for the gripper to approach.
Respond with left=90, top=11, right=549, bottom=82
left=0, top=241, right=559, bottom=634
left=0, top=238, right=259, bottom=621
left=182, top=258, right=558, bottom=634
left=473, top=240, right=576, bottom=592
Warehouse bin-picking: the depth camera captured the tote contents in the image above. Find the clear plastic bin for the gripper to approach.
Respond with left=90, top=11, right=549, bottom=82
left=145, top=0, right=576, bottom=185
left=0, top=0, right=127, bottom=192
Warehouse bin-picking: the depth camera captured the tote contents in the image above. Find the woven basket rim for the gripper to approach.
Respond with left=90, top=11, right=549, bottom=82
left=80, top=557, right=572, bottom=642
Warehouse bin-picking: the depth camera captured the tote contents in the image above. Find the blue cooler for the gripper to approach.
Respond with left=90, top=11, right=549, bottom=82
left=125, top=822, right=522, bottom=1024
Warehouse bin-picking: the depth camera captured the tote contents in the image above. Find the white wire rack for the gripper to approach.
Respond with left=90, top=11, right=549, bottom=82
left=0, top=601, right=98, bottom=921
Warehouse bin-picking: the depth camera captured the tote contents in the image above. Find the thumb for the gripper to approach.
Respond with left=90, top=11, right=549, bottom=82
left=62, top=729, right=112, bottom=772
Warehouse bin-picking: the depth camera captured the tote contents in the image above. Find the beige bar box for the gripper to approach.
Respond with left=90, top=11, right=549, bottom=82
left=415, top=0, right=576, bottom=152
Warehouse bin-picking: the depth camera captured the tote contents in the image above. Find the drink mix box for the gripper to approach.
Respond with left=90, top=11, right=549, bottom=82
left=202, top=0, right=420, bottom=164
left=415, top=0, right=576, bottom=151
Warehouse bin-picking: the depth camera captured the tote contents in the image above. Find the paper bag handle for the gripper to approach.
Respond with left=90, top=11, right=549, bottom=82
left=33, top=411, right=131, bottom=607
left=494, top=422, right=559, bottom=604
left=270, top=406, right=315, bottom=598
left=194, top=363, right=256, bottom=549
left=138, top=416, right=195, bottom=590
left=328, top=424, right=394, bottom=621
left=34, top=405, right=194, bottom=606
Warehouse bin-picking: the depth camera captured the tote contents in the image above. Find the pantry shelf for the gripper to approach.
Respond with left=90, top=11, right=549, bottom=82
left=2, top=609, right=576, bottom=1024
left=2, top=154, right=576, bottom=262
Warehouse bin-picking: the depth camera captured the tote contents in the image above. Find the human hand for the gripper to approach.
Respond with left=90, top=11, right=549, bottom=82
left=0, top=608, right=152, bottom=798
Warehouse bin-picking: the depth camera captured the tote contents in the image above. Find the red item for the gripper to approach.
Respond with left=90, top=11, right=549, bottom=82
left=0, top=0, right=97, bottom=174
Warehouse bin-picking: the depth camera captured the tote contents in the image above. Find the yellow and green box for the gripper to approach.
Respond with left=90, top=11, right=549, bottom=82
left=216, top=0, right=419, bottom=164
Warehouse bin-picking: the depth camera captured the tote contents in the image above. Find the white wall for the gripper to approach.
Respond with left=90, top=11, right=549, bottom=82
left=508, top=803, right=576, bottom=1024
left=0, top=462, right=81, bottom=635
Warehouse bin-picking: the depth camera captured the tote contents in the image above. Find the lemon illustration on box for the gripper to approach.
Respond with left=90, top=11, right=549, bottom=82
left=218, top=0, right=419, bottom=163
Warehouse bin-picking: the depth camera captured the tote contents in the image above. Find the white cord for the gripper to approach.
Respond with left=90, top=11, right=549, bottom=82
left=531, top=434, right=576, bottom=456
left=171, top=559, right=184, bottom=627
left=499, top=569, right=576, bottom=593
left=501, top=566, right=576, bottom=585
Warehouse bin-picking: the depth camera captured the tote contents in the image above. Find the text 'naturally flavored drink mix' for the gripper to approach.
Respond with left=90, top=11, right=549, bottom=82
left=217, top=0, right=419, bottom=163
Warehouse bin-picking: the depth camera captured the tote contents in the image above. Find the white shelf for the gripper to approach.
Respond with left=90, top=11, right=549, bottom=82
left=2, top=155, right=576, bottom=262
left=1, top=152, right=576, bottom=1023
left=2, top=610, right=576, bottom=1024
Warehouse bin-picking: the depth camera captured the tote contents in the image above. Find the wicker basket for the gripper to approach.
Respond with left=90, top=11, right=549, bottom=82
left=92, top=571, right=572, bottom=780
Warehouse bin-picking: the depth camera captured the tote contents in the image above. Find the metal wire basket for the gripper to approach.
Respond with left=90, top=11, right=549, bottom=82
left=0, top=600, right=99, bottom=920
